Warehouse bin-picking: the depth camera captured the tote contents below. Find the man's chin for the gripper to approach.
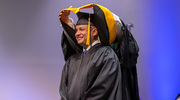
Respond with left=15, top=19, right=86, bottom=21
left=77, top=40, right=83, bottom=44
left=77, top=42, right=83, bottom=46
left=78, top=42, right=86, bottom=47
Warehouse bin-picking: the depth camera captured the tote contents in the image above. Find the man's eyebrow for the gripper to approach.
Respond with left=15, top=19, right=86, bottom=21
left=78, top=27, right=86, bottom=30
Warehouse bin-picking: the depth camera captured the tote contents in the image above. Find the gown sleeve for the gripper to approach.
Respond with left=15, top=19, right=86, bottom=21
left=59, top=60, right=69, bottom=100
left=84, top=48, right=122, bottom=100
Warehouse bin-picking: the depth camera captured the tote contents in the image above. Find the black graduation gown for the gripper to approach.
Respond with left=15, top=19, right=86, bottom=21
left=113, top=20, right=139, bottom=100
left=60, top=44, right=122, bottom=100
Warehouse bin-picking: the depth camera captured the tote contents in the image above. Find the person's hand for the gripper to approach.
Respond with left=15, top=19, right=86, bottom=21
left=59, top=6, right=72, bottom=23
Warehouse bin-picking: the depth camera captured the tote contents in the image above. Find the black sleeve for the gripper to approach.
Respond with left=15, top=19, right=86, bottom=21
left=60, top=20, right=82, bottom=61
left=61, top=32, right=77, bottom=61
left=59, top=60, right=69, bottom=100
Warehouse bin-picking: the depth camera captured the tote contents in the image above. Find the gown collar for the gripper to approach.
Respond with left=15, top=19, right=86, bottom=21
left=83, top=40, right=99, bottom=52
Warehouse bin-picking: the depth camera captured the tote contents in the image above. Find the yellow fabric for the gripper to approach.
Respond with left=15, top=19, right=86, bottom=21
left=60, top=8, right=78, bottom=14
left=59, top=4, right=93, bottom=14
left=95, top=4, right=116, bottom=44
left=86, top=13, right=91, bottom=45
left=79, top=4, right=93, bottom=10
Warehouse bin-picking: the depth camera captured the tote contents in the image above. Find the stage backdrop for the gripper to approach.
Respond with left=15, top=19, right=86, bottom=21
left=0, top=0, right=180, bottom=100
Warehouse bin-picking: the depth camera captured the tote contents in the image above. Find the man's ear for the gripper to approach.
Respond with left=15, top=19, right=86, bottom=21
left=92, top=28, right=98, bottom=37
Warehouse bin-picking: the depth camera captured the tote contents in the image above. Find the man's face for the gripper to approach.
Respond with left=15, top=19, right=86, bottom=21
left=75, top=25, right=88, bottom=47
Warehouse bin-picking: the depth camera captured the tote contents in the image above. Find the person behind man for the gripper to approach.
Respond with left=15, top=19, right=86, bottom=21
left=59, top=4, right=122, bottom=100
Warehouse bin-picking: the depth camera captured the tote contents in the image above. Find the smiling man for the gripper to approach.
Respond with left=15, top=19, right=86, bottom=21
left=59, top=4, right=122, bottom=100
left=74, top=13, right=99, bottom=50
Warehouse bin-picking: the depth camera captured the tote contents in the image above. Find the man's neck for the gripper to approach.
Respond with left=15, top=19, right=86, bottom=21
left=83, top=40, right=99, bottom=51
